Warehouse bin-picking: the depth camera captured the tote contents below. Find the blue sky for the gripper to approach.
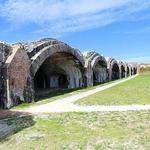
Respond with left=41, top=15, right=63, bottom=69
left=0, top=0, right=150, bottom=63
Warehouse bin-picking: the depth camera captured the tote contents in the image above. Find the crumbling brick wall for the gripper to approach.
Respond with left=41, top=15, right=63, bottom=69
left=0, top=43, right=11, bottom=108
left=6, top=46, right=31, bottom=107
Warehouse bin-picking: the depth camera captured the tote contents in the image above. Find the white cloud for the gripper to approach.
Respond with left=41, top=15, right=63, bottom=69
left=0, top=0, right=150, bottom=36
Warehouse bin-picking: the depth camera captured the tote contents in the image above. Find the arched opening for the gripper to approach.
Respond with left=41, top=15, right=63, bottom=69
left=133, top=67, right=137, bottom=75
left=121, top=65, right=125, bottom=78
left=93, top=60, right=107, bottom=85
left=111, top=63, right=120, bottom=80
left=34, top=68, right=47, bottom=89
left=34, top=67, right=69, bottom=90
left=127, top=66, right=130, bottom=77
left=34, top=52, right=83, bottom=97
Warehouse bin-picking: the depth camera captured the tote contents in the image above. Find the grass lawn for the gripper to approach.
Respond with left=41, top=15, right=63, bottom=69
left=13, top=79, right=119, bottom=110
left=0, top=111, right=150, bottom=150
left=1, top=72, right=150, bottom=149
left=75, top=72, right=150, bottom=106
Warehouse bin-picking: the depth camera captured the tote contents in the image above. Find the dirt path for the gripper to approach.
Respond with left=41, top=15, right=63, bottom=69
left=14, top=75, right=150, bottom=113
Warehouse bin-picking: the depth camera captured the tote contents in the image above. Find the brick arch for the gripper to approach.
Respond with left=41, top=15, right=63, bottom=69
left=83, top=52, right=107, bottom=71
left=107, top=58, right=120, bottom=81
left=83, top=52, right=108, bottom=86
left=107, top=58, right=119, bottom=70
left=119, top=61, right=126, bottom=70
left=91, top=55, right=107, bottom=69
left=30, top=43, right=85, bottom=77
left=91, top=54, right=108, bottom=84
left=119, top=61, right=126, bottom=78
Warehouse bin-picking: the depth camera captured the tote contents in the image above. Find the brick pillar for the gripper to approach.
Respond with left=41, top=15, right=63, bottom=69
left=1, top=65, right=11, bottom=108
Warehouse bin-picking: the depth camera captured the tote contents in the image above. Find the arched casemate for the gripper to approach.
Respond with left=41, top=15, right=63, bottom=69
left=83, top=52, right=108, bottom=86
left=126, top=63, right=130, bottom=77
left=0, top=37, right=140, bottom=109
left=25, top=38, right=85, bottom=97
left=91, top=53, right=108, bottom=85
left=107, top=58, right=120, bottom=81
left=126, top=64, right=138, bottom=76
left=133, top=64, right=138, bottom=75
left=119, top=61, right=126, bottom=78
left=133, top=67, right=137, bottom=74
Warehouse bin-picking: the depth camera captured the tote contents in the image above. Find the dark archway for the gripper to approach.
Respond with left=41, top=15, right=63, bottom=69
left=121, top=65, right=125, bottom=78
left=83, top=52, right=108, bottom=86
left=28, top=40, right=85, bottom=98
left=93, top=60, right=107, bottom=85
left=127, top=66, right=130, bottom=77
left=34, top=65, right=69, bottom=90
left=112, top=63, right=120, bottom=80
left=34, top=68, right=47, bottom=89
left=33, top=52, right=83, bottom=97
left=133, top=67, right=137, bottom=75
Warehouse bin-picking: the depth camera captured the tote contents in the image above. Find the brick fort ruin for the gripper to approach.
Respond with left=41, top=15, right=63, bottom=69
left=0, top=38, right=138, bottom=109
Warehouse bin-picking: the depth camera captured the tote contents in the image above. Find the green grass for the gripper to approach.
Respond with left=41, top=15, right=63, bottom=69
left=13, top=79, right=119, bottom=110
left=1, top=72, right=150, bottom=149
left=75, top=72, right=150, bottom=106
left=1, top=111, right=150, bottom=149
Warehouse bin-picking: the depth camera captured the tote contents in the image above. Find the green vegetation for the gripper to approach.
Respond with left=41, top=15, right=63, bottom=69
left=1, top=111, right=150, bottom=149
left=1, top=71, right=150, bottom=149
left=13, top=80, right=118, bottom=110
left=76, top=72, right=150, bottom=106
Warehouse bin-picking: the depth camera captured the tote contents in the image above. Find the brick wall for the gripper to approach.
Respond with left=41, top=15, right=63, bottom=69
left=7, top=47, right=31, bottom=107
left=0, top=43, right=11, bottom=108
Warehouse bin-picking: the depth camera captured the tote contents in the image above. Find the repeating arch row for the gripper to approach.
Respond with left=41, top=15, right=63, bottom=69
left=0, top=38, right=138, bottom=108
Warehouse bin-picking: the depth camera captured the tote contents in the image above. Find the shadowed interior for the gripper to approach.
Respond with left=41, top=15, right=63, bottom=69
left=121, top=65, right=125, bottom=78
left=93, top=60, right=107, bottom=85
left=127, top=66, right=130, bottom=77
left=111, top=63, right=120, bottom=80
left=134, top=67, right=137, bottom=74
left=34, top=52, right=83, bottom=97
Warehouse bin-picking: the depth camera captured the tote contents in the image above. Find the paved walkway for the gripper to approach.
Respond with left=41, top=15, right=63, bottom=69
left=16, top=74, right=150, bottom=113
